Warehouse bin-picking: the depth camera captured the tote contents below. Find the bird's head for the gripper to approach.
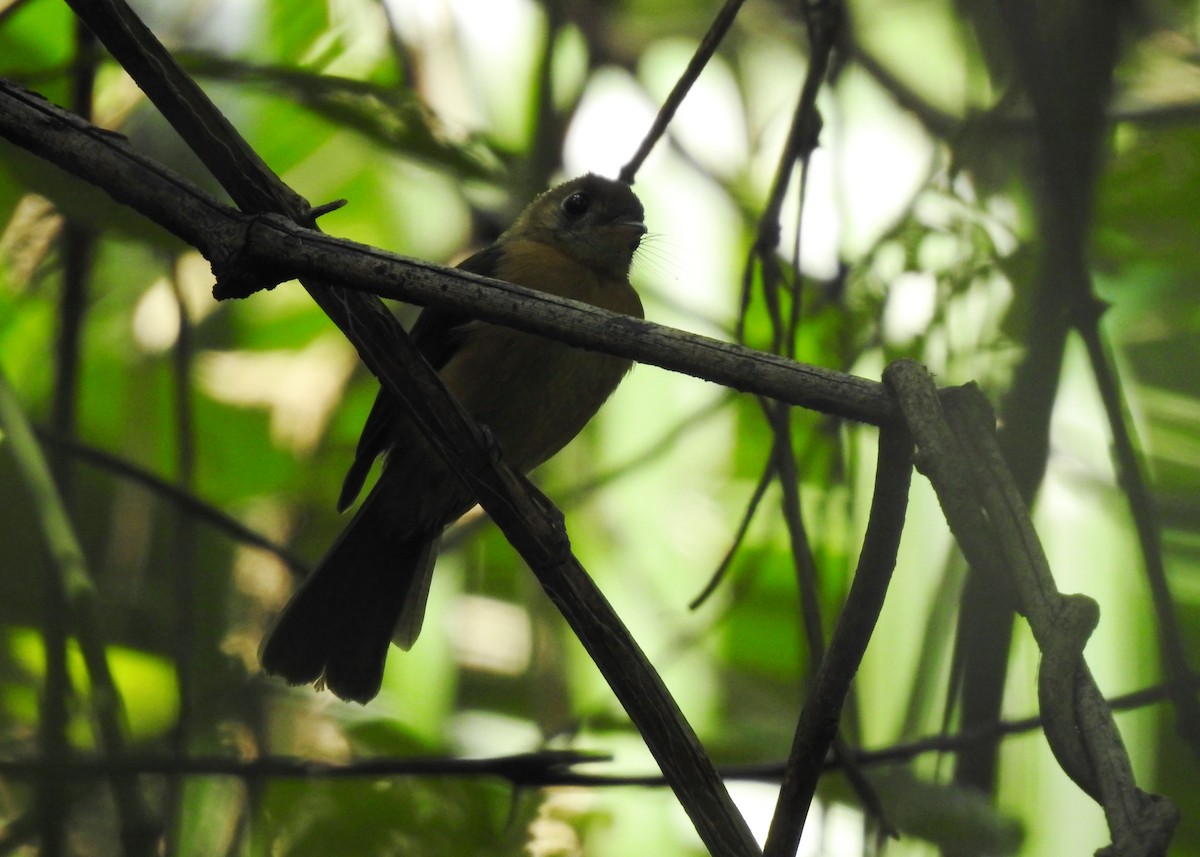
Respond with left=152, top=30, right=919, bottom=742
left=508, top=174, right=647, bottom=280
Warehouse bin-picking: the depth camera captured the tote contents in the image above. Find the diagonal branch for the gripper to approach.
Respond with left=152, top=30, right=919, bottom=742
left=1073, top=287, right=1200, bottom=752
left=53, top=1, right=765, bottom=852
left=619, top=0, right=748, bottom=184
left=763, top=418, right=912, bottom=857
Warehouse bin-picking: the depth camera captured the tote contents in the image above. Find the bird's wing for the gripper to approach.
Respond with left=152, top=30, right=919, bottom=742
left=336, top=242, right=507, bottom=511
left=405, top=242, right=503, bottom=366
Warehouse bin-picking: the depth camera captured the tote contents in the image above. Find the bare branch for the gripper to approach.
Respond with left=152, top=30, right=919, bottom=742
left=0, top=78, right=895, bottom=428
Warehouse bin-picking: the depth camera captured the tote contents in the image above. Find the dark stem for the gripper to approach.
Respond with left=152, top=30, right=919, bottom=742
left=762, top=421, right=912, bottom=857
left=1074, top=307, right=1200, bottom=749
left=619, top=0, right=748, bottom=184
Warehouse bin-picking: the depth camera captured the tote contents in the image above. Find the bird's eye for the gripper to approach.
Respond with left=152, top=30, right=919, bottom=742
left=561, top=192, right=591, bottom=220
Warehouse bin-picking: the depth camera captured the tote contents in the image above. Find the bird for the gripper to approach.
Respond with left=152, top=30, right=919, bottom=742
left=260, top=173, right=646, bottom=703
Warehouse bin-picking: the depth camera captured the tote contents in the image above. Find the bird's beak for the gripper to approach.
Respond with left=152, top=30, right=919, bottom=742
left=615, top=220, right=648, bottom=252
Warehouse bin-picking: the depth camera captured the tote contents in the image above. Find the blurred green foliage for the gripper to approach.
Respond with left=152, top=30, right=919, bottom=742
left=1, top=0, right=1198, bottom=854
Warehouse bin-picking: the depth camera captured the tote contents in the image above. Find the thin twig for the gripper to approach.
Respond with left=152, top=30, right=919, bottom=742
left=690, top=449, right=774, bottom=609
left=763, top=402, right=825, bottom=665
left=1, top=672, right=1192, bottom=787
left=1074, top=307, right=1200, bottom=749
left=163, top=259, right=197, bottom=857
left=619, top=0, right=748, bottom=184
left=735, top=1, right=837, bottom=696
left=32, top=427, right=311, bottom=576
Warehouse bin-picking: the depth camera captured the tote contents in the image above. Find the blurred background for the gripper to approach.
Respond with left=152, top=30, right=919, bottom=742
left=0, top=0, right=1198, bottom=854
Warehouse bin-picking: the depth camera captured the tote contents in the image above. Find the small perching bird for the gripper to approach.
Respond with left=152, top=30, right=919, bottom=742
left=260, top=174, right=647, bottom=703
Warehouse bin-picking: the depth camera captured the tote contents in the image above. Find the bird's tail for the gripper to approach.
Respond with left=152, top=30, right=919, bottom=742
left=259, top=492, right=437, bottom=704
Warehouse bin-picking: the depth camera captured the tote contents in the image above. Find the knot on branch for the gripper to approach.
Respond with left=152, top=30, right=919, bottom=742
left=211, top=212, right=302, bottom=300
left=491, top=749, right=609, bottom=788
left=1095, top=790, right=1180, bottom=857
left=517, top=474, right=574, bottom=567
left=1036, top=593, right=1100, bottom=798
